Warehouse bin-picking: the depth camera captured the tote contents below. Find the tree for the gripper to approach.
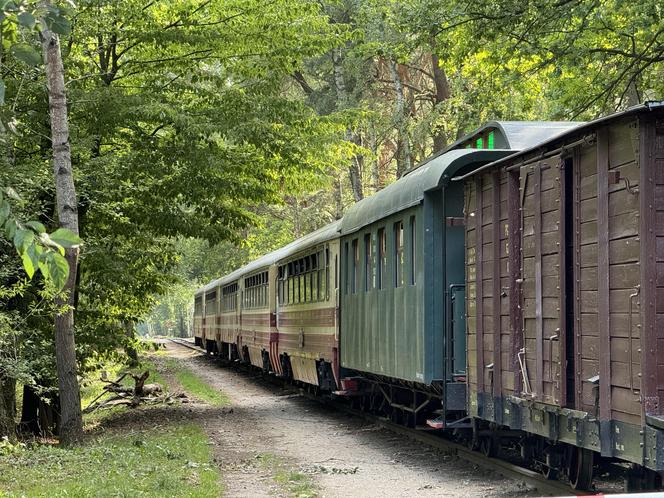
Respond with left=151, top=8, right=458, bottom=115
left=40, top=8, right=83, bottom=444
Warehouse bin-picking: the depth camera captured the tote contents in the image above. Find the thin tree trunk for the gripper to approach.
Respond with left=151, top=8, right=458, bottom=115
left=41, top=25, right=83, bottom=446
left=368, top=124, right=380, bottom=193
left=431, top=52, right=451, bottom=153
left=333, top=48, right=363, bottom=201
left=124, top=321, right=139, bottom=367
left=389, top=60, right=412, bottom=178
left=20, top=384, right=41, bottom=435
left=0, top=377, right=16, bottom=441
left=334, top=174, right=343, bottom=220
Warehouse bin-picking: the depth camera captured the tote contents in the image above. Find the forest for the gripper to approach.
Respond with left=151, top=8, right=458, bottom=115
left=0, top=0, right=662, bottom=481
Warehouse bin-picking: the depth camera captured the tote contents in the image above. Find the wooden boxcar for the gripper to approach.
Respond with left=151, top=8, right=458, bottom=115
left=461, top=102, right=664, bottom=489
left=338, top=121, right=579, bottom=427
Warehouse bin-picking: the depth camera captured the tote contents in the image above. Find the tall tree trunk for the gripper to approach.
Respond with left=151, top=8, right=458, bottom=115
left=124, top=321, right=139, bottom=367
left=41, top=25, right=83, bottom=445
left=334, top=174, right=343, bottom=220
left=333, top=48, right=363, bottom=201
left=20, top=384, right=41, bottom=435
left=0, top=377, right=16, bottom=441
left=368, top=124, right=381, bottom=193
left=389, top=60, right=412, bottom=178
left=431, top=52, right=451, bottom=153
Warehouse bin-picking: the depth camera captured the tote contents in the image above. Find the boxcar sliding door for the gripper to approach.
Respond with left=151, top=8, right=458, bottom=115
left=519, top=158, right=566, bottom=406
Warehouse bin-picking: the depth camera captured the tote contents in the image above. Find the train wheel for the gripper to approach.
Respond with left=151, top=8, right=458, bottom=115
left=541, top=452, right=559, bottom=480
left=480, top=436, right=498, bottom=458
left=567, top=447, right=594, bottom=491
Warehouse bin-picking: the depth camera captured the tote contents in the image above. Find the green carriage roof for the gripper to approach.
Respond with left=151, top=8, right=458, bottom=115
left=196, top=219, right=341, bottom=295
left=340, top=148, right=512, bottom=235
left=339, top=121, right=582, bottom=235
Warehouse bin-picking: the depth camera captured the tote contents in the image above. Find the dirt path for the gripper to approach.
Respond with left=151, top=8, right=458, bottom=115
left=159, top=341, right=533, bottom=498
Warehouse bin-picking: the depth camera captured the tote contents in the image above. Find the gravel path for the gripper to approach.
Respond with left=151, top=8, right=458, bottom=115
left=161, top=341, right=534, bottom=498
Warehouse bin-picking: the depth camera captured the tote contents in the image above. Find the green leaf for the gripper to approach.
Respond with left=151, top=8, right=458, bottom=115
left=0, top=199, right=9, bottom=226
left=44, top=12, right=71, bottom=35
left=21, top=248, right=35, bottom=278
left=13, top=228, right=34, bottom=254
left=49, top=227, right=82, bottom=248
left=5, top=187, right=21, bottom=201
left=10, top=43, right=42, bottom=66
left=25, top=220, right=46, bottom=234
left=17, top=11, right=35, bottom=29
left=5, top=219, right=17, bottom=240
left=44, top=251, right=69, bottom=290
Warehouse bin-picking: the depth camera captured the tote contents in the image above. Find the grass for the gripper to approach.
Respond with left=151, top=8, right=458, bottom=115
left=0, top=422, right=221, bottom=497
left=163, top=358, right=230, bottom=406
left=256, top=452, right=317, bottom=498
left=0, top=352, right=230, bottom=497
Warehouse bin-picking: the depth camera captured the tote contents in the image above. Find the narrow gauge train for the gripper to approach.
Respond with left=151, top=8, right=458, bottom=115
left=193, top=102, right=664, bottom=491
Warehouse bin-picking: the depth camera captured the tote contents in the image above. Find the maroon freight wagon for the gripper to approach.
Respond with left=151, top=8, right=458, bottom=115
left=460, top=102, right=664, bottom=490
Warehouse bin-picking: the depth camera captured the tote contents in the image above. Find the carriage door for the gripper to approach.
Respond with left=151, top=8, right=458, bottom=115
left=520, top=158, right=566, bottom=406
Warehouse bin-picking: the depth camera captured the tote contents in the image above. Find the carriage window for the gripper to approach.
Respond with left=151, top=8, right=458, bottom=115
left=222, top=283, right=238, bottom=312
left=378, top=228, right=386, bottom=289
left=351, top=238, right=359, bottom=294
left=244, top=271, right=268, bottom=309
left=476, top=137, right=483, bottom=149
left=321, top=249, right=328, bottom=300
left=409, top=216, right=416, bottom=285
left=344, top=242, right=350, bottom=295
left=394, top=221, right=404, bottom=287
left=194, top=296, right=203, bottom=315
left=364, top=233, right=373, bottom=291
left=205, top=290, right=217, bottom=314
left=487, top=130, right=495, bottom=149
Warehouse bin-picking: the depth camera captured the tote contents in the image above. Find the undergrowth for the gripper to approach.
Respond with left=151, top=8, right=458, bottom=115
left=0, top=422, right=221, bottom=497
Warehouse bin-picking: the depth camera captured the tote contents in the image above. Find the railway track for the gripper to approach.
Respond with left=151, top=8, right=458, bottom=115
left=166, top=337, right=588, bottom=496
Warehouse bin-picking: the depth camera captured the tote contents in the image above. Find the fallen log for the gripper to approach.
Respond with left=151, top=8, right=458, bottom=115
left=82, top=370, right=170, bottom=413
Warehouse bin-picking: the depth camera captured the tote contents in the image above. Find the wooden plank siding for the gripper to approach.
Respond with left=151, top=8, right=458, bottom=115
left=520, top=159, right=563, bottom=405
left=465, top=181, right=478, bottom=392
left=647, top=116, right=664, bottom=417
left=575, top=144, right=600, bottom=415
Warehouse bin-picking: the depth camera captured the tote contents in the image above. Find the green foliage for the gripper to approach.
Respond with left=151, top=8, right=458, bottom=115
left=0, top=188, right=80, bottom=290
left=0, top=423, right=221, bottom=497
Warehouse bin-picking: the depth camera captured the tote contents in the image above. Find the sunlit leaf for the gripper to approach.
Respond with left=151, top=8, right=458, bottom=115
left=44, top=251, right=69, bottom=290
left=49, top=227, right=82, bottom=248
left=13, top=228, right=34, bottom=254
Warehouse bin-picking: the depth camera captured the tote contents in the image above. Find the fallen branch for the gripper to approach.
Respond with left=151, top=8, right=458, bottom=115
left=82, top=370, right=172, bottom=414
